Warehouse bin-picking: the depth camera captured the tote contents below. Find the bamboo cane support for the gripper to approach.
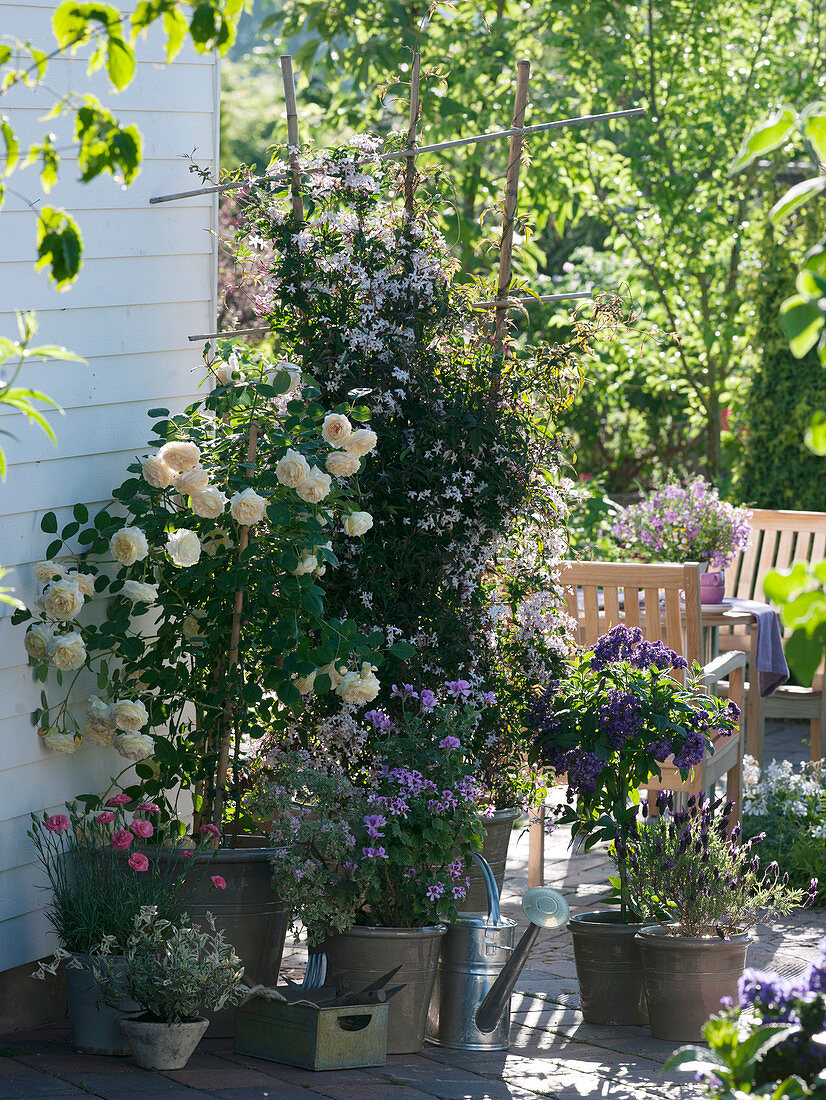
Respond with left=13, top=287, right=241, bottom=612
left=281, top=54, right=304, bottom=225
left=403, top=52, right=421, bottom=215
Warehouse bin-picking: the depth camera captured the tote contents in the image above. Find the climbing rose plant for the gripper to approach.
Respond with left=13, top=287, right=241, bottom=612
left=12, top=343, right=384, bottom=836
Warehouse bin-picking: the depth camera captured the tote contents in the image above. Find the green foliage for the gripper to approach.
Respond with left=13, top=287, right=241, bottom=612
left=763, top=562, right=826, bottom=687
left=34, top=208, right=83, bottom=289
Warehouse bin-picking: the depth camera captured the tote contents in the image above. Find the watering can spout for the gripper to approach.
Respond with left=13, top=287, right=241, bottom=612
left=475, top=887, right=570, bottom=1034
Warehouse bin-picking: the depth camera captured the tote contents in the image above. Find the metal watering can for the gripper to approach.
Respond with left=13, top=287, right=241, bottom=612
left=425, top=854, right=569, bottom=1051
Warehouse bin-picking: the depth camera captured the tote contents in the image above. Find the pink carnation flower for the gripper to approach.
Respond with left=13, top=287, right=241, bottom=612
left=211, top=875, right=227, bottom=890
left=95, top=811, right=116, bottom=824
left=136, top=802, right=160, bottom=814
left=181, top=850, right=194, bottom=859
left=111, top=829, right=133, bottom=850
left=128, top=852, right=149, bottom=872
left=130, top=820, right=153, bottom=839
left=200, top=823, right=222, bottom=839
left=106, top=793, right=131, bottom=807
left=45, top=814, right=70, bottom=833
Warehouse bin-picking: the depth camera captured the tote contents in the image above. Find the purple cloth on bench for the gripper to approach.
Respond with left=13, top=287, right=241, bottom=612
left=721, top=598, right=789, bottom=697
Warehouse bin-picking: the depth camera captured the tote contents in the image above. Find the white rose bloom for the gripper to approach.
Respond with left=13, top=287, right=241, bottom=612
left=189, top=486, right=227, bottom=519
left=172, top=466, right=210, bottom=495
left=157, top=440, right=201, bottom=472
left=325, top=450, right=361, bottom=478
left=41, top=729, right=77, bottom=753
left=314, top=564, right=326, bottom=577
left=201, top=528, right=234, bottom=556
left=295, top=466, right=332, bottom=504
left=214, top=354, right=239, bottom=385
left=166, top=529, right=201, bottom=567
left=83, top=722, right=115, bottom=748
left=110, top=698, right=148, bottom=733
left=343, top=511, right=374, bottom=537
left=293, top=553, right=318, bottom=576
left=142, top=455, right=174, bottom=489
left=230, top=488, right=268, bottom=526
left=42, top=578, right=84, bottom=620
left=276, top=448, right=311, bottom=488
left=122, top=580, right=159, bottom=604
left=110, top=527, right=149, bottom=566
left=84, top=696, right=115, bottom=746
left=321, top=413, right=352, bottom=447
left=356, top=664, right=381, bottom=703
left=114, top=731, right=154, bottom=761
left=65, top=572, right=95, bottom=597
left=25, top=623, right=54, bottom=659
left=294, top=671, right=316, bottom=695
left=335, top=670, right=362, bottom=703
left=344, top=428, right=378, bottom=457
left=182, top=612, right=205, bottom=640
left=47, top=632, right=87, bottom=671
left=319, top=661, right=346, bottom=690
left=34, top=561, right=65, bottom=585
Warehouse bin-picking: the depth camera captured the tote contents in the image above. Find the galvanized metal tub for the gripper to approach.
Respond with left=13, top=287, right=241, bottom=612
left=66, top=954, right=138, bottom=1055
left=460, top=807, right=518, bottom=914
left=425, top=915, right=517, bottom=1050
left=322, top=925, right=446, bottom=1055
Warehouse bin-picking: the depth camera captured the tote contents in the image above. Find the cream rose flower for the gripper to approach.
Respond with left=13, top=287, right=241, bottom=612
left=41, top=729, right=77, bottom=753
left=122, top=580, right=159, bottom=604
left=319, top=661, right=346, bottom=690
left=142, top=455, right=174, bottom=489
left=343, top=511, right=374, bottom=537
left=42, top=578, right=84, bottom=621
left=214, top=353, right=239, bottom=385
left=25, top=623, right=54, bottom=659
left=65, top=572, right=95, bottom=597
left=344, top=428, right=378, bottom=457
left=34, top=561, right=65, bottom=585
left=276, top=448, right=311, bottom=488
left=110, top=526, right=149, bottom=566
left=325, top=451, right=361, bottom=478
left=294, top=671, right=316, bottom=695
left=230, top=488, right=268, bottom=526
left=273, top=359, right=302, bottom=391
left=189, top=486, right=227, bottom=519
left=47, top=632, right=87, bottom=671
left=295, top=466, right=332, bottom=504
left=314, top=564, right=326, bottom=577
left=182, top=612, right=205, bottom=640
left=201, top=528, right=234, bottom=556
left=293, top=553, right=318, bottom=576
left=166, top=529, right=201, bottom=567
left=110, top=698, right=148, bottom=733
left=172, top=466, right=210, bottom=495
left=335, top=671, right=362, bottom=703
left=114, top=731, right=154, bottom=761
left=157, top=440, right=201, bottom=472
left=84, top=696, right=115, bottom=743
left=321, top=413, right=352, bottom=447
left=357, top=663, right=380, bottom=703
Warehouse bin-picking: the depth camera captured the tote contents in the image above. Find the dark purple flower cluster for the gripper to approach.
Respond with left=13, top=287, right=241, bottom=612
left=565, top=750, right=606, bottom=795
left=599, top=688, right=642, bottom=748
left=671, top=731, right=706, bottom=769
left=589, top=624, right=686, bottom=673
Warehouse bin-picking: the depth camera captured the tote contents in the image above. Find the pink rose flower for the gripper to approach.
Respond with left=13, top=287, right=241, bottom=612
left=200, top=823, right=222, bottom=839
left=136, top=801, right=160, bottom=814
left=111, top=829, right=133, bottom=850
left=211, top=875, right=227, bottom=890
left=106, top=793, right=131, bottom=807
left=95, top=811, right=116, bottom=824
left=45, top=814, right=70, bottom=833
left=128, top=852, right=149, bottom=872
left=181, top=850, right=194, bottom=859
left=130, top=820, right=153, bottom=839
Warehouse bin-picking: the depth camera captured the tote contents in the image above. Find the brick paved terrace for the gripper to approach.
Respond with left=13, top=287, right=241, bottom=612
left=1, top=721, right=821, bottom=1100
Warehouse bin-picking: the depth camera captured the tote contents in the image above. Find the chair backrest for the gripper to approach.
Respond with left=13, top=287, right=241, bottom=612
left=725, top=509, right=826, bottom=630
left=559, top=561, right=703, bottom=679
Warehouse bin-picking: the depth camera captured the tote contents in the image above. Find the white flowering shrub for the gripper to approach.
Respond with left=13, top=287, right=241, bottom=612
left=230, top=137, right=623, bottom=806
left=12, top=344, right=384, bottom=833
left=742, top=754, right=826, bottom=906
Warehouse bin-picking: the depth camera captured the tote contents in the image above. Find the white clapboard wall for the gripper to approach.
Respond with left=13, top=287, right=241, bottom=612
left=0, top=2, right=219, bottom=972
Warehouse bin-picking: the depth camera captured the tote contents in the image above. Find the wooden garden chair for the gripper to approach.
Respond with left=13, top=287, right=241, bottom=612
left=718, top=508, right=826, bottom=764
left=527, top=561, right=746, bottom=888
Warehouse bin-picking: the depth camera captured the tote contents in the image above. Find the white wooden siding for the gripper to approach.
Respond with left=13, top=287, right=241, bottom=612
left=0, top=2, right=219, bottom=972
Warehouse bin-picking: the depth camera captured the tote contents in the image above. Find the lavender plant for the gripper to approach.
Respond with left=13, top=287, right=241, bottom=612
left=611, top=478, right=751, bottom=569
left=621, top=791, right=815, bottom=937
left=528, top=624, right=741, bottom=918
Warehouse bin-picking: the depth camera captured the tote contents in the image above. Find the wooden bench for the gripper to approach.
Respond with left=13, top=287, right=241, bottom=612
left=721, top=508, right=826, bottom=763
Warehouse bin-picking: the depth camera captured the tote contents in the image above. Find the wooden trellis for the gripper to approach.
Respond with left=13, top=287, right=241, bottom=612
left=151, top=53, right=644, bottom=868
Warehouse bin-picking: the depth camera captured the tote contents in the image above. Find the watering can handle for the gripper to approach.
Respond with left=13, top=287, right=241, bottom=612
left=471, top=852, right=501, bottom=925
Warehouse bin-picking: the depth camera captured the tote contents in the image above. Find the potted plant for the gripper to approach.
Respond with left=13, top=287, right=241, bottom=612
left=624, top=790, right=815, bottom=1042
left=528, top=623, right=741, bottom=1026
left=29, top=800, right=218, bottom=1054
left=253, top=704, right=484, bottom=1055
left=93, top=906, right=245, bottom=1070
left=611, top=478, right=752, bottom=603
left=12, top=340, right=384, bottom=1002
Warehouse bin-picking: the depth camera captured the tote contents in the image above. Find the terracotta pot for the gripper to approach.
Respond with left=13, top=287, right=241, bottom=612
left=570, top=912, right=655, bottom=1026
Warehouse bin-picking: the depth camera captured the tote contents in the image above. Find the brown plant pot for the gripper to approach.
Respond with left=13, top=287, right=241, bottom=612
left=570, top=912, right=654, bottom=1026
left=636, top=925, right=753, bottom=1041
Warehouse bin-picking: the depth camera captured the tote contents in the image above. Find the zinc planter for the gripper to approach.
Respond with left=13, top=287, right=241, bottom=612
left=120, top=1016, right=208, bottom=1070
left=570, top=912, right=654, bottom=1026
left=65, top=954, right=139, bottom=1056
left=322, top=925, right=447, bottom=1054
left=636, top=926, right=753, bottom=1041
left=460, top=807, right=518, bottom=914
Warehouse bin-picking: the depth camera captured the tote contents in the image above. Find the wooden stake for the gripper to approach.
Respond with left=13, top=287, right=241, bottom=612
left=404, top=52, right=421, bottom=215
left=280, top=55, right=304, bottom=225
left=493, top=60, right=531, bottom=358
